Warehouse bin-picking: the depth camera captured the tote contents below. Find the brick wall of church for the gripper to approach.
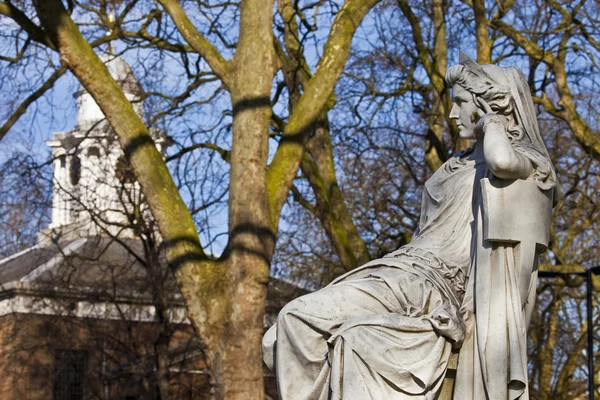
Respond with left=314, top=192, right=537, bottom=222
left=0, top=313, right=211, bottom=399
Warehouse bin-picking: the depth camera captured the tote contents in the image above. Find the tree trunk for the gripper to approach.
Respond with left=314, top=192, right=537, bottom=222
left=398, top=0, right=468, bottom=171
left=301, top=117, right=371, bottom=270
left=424, top=0, right=450, bottom=171
left=219, top=0, right=276, bottom=397
left=276, top=0, right=371, bottom=272
left=472, top=0, right=492, bottom=64
left=154, top=332, right=172, bottom=400
left=31, top=1, right=231, bottom=397
left=33, top=1, right=380, bottom=398
left=146, top=241, right=172, bottom=400
left=538, top=289, right=561, bottom=398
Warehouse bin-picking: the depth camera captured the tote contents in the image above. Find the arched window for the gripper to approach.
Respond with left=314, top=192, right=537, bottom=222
left=53, top=349, right=87, bottom=400
left=87, top=146, right=100, bottom=158
left=70, top=154, right=81, bottom=185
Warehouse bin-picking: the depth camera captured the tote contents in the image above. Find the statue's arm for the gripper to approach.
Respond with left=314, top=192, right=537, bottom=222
left=482, top=119, right=533, bottom=180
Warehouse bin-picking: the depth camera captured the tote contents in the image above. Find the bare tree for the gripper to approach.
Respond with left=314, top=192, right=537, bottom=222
left=0, top=0, right=383, bottom=397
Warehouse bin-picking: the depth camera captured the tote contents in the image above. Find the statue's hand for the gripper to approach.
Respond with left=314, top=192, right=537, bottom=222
left=475, top=97, right=505, bottom=136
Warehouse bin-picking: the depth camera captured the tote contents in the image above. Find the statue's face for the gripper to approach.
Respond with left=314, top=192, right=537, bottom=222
left=449, top=84, right=479, bottom=139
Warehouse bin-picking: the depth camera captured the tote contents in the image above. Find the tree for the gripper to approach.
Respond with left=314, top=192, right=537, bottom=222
left=0, top=0, right=381, bottom=397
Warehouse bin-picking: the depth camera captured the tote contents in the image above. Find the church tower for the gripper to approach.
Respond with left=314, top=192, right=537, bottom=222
left=41, top=50, right=165, bottom=243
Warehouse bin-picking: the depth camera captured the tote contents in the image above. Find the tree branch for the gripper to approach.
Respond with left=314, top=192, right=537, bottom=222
left=0, top=65, right=67, bottom=141
left=490, top=19, right=554, bottom=64
left=0, top=2, right=56, bottom=49
left=266, top=0, right=381, bottom=229
left=491, top=15, right=600, bottom=160
left=166, top=142, right=230, bottom=163
left=156, top=0, right=231, bottom=87
left=471, top=0, right=492, bottom=63
left=290, top=184, right=317, bottom=215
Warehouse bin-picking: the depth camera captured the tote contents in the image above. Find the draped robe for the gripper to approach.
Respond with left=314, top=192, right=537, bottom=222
left=263, top=148, right=535, bottom=399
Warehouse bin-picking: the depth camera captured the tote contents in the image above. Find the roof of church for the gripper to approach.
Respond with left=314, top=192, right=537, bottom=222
left=0, top=237, right=308, bottom=307
left=0, top=237, right=178, bottom=296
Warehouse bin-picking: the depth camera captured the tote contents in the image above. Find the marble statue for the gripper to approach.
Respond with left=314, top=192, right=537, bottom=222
left=262, top=53, right=557, bottom=400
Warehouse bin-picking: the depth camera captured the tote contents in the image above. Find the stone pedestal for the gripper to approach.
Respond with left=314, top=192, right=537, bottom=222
left=437, top=352, right=458, bottom=400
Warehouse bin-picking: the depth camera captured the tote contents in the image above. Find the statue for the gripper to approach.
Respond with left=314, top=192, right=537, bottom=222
left=262, top=53, right=557, bottom=400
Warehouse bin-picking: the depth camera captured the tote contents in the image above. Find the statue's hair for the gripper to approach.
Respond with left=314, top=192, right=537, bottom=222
left=446, top=56, right=558, bottom=193
left=446, top=64, right=524, bottom=143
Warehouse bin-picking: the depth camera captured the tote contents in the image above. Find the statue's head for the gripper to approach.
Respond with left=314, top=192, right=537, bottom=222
left=446, top=52, right=558, bottom=192
left=446, top=54, right=517, bottom=140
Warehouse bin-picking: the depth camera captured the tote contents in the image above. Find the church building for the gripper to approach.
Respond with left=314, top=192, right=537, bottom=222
left=0, top=50, right=236, bottom=400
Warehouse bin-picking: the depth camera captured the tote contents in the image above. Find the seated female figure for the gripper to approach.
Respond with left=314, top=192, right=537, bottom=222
left=263, top=54, right=557, bottom=400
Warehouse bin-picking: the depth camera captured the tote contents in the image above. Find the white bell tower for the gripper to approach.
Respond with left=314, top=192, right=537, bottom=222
left=41, top=49, right=165, bottom=243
